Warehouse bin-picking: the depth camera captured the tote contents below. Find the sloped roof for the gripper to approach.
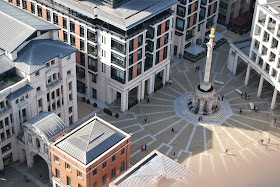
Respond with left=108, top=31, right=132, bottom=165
left=6, top=85, right=34, bottom=101
left=0, top=49, right=15, bottom=74
left=55, top=118, right=125, bottom=165
left=24, top=112, right=68, bottom=143
left=51, top=0, right=178, bottom=30
left=0, top=0, right=59, bottom=52
left=112, top=151, right=199, bottom=187
left=15, top=39, right=77, bottom=74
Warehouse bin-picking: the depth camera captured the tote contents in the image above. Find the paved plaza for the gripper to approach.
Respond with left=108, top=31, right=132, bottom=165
left=96, top=41, right=280, bottom=177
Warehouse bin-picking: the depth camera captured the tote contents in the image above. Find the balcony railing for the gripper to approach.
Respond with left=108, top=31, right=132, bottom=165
left=47, top=79, right=62, bottom=88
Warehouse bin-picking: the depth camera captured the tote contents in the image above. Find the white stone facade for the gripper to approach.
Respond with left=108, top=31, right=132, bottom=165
left=5, top=0, right=175, bottom=112
left=172, top=0, right=220, bottom=57
left=227, top=1, right=280, bottom=109
left=0, top=32, right=77, bottom=170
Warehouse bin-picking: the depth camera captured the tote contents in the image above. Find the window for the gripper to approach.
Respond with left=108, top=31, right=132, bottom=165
left=111, top=168, right=116, bottom=179
left=70, top=34, right=75, bottom=46
left=35, top=71, right=40, bottom=76
left=37, top=6, right=42, bottom=17
left=47, top=10, right=51, bottom=21
left=1, top=133, right=4, bottom=141
left=23, top=0, right=27, bottom=9
left=120, top=162, right=124, bottom=172
left=56, top=169, right=60, bottom=179
left=92, top=88, right=97, bottom=99
left=55, top=156, right=59, bottom=163
left=52, top=91, right=55, bottom=99
left=70, top=21, right=75, bottom=32
left=112, top=155, right=116, bottom=162
left=176, top=18, right=185, bottom=31
left=4, top=117, right=8, bottom=126
left=1, top=143, right=11, bottom=154
left=0, top=121, right=3, bottom=129
left=31, top=2, right=35, bottom=14
left=6, top=129, right=10, bottom=138
left=69, top=82, right=72, bottom=91
left=69, top=94, right=73, bottom=101
left=92, top=74, right=97, bottom=83
left=87, top=30, right=97, bottom=42
left=80, top=26, right=84, bottom=37
left=53, top=13, right=58, bottom=25
left=66, top=163, right=71, bottom=170
left=88, top=57, right=97, bottom=72
left=102, top=175, right=106, bottom=185
left=93, top=182, right=97, bottom=187
left=38, top=99, right=42, bottom=108
left=56, top=89, right=60, bottom=97
left=67, top=70, right=71, bottom=75
left=67, top=176, right=71, bottom=186
left=69, top=107, right=72, bottom=114
left=78, top=171, right=83, bottom=178
left=121, top=149, right=124, bottom=155
left=138, top=49, right=142, bottom=60
left=177, top=5, right=186, bottom=17
left=53, top=74, right=57, bottom=81
left=138, top=35, right=143, bottom=47
left=129, top=39, right=134, bottom=52
left=36, top=87, right=41, bottom=92
left=102, top=162, right=106, bottom=169
left=92, top=169, right=97, bottom=176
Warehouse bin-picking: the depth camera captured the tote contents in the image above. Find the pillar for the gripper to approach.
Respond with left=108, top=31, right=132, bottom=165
left=147, top=77, right=154, bottom=95
left=245, top=64, right=251, bottom=86
left=271, top=88, right=278, bottom=109
left=48, top=164, right=52, bottom=183
left=137, top=84, right=141, bottom=102
left=106, top=86, right=113, bottom=104
left=166, top=63, right=170, bottom=82
left=121, top=91, right=128, bottom=112
left=257, top=75, right=264, bottom=98
left=162, top=68, right=166, bottom=85
left=233, top=54, right=238, bottom=75
left=141, top=80, right=145, bottom=100
left=26, top=152, right=34, bottom=168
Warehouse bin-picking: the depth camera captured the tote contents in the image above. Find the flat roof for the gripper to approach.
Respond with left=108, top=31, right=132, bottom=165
left=54, top=116, right=130, bottom=165
left=49, top=0, right=178, bottom=30
left=0, top=0, right=59, bottom=52
left=111, top=150, right=199, bottom=187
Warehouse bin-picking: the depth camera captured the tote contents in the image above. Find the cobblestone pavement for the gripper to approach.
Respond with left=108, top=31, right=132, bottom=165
left=97, top=41, right=280, bottom=177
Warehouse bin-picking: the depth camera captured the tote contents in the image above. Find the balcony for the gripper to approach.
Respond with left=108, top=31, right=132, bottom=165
left=47, top=79, right=62, bottom=89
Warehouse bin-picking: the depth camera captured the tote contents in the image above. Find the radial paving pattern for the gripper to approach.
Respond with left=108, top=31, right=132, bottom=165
left=97, top=43, right=280, bottom=177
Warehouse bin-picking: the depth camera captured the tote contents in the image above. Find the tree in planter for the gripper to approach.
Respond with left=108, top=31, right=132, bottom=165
left=115, top=113, right=119, bottom=118
left=86, top=99, right=90, bottom=104
left=93, top=103, right=97, bottom=107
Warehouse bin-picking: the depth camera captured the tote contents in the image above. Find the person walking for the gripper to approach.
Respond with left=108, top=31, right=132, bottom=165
left=240, top=108, right=242, bottom=114
left=141, top=145, right=144, bottom=151
left=171, top=128, right=174, bottom=133
left=224, top=149, right=228, bottom=154
left=144, top=144, right=147, bottom=151
left=275, top=117, right=277, bottom=123
left=173, top=152, right=176, bottom=158
left=222, top=95, right=224, bottom=101
left=147, top=98, right=150, bottom=103
left=144, top=117, right=147, bottom=123
left=268, top=138, right=270, bottom=144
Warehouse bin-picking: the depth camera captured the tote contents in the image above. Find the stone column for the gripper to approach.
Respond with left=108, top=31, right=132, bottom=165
left=233, top=54, right=239, bottom=75
left=26, top=152, right=34, bottom=168
left=162, top=68, right=166, bottom=85
left=147, top=76, right=154, bottom=95
left=121, top=91, right=128, bottom=112
left=141, top=80, right=145, bottom=100
left=48, top=164, right=52, bottom=183
left=106, top=86, right=113, bottom=104
left=137, top=84, right=141, bottom=102
left=257, top=75, right=264, bottom=98
left=271, top=88, right=278, bottom=109
left=245, top=64, right=251, bottom=86
left=166, top=63, right=170, bottom=82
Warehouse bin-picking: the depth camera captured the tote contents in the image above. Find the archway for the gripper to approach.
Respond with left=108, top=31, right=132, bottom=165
left=28, top=154, right=50, bottom=185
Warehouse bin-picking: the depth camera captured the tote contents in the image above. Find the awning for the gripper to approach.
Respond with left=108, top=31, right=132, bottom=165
left=205, top=32, right=224, bottom=42
left=184, top=44, right=205, bottom=56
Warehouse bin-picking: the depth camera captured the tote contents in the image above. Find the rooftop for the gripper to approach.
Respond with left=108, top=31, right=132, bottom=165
left=0, top=49, right=14, bottom=74
left=15, top=39, right=77, bottom=75
left=0, top=0, right=59, bottom=52
left=232, top=38, right=251, bottom=57
left=54, top=116, right=130, bottom=165
left=262, top=1, right=280, bottom=17
left=46, top=0, right=177, bottom=30
left=23, top=112, right=68, bottom=143
left=111, top=150, right=199, bottom=187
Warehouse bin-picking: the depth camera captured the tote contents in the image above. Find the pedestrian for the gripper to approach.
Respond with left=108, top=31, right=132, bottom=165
left=275, top=117, right=277, bottom=123
left=222, top=95, right=224, bottom=101
left=247, top=94, right=250, bottom=100
left=141, top=145, right=144, bottom=151
left=240, top=108, right=242, bottom=114
left=260, top=139, right=264, bottom=144
left=179, top=53, right=182, bottom=58
left=40, top=174, right=43, bottom=179
left=224, top=149, right=228, bottom=154
left=268, top=138, right=270, bottom=144
left=144, top=144, right=147, bottom=151
left=147, top=98, right=150, bottom=103
left=173, top=152, right=176, bottom=158
left=144, top=117, right=147, bottom=123
left=171, top=128, right=174, bottom=133
left=197, top=66, right=200, bottom=71
left=241, top=92, right=243, bottom=98
left=195, top=66, right=197, bottom=72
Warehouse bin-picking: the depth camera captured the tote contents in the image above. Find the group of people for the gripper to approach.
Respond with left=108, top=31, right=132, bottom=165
left=141, top=144, right=147, bottom=151
left=241, top=92, right=250, bottom=100
left=217, top=94, right=224, bottom=101
left=195, top=66, right=200, bottom=72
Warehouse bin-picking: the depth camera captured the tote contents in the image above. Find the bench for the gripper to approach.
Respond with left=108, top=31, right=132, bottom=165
left=249, top=102, right=254, bottom=110
left=235, top=89, right=242, bottom=95
left=214, top=80, right=224, bottom=85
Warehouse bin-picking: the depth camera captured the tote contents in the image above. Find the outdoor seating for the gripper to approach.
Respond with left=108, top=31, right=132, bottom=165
left=249, top=102, right=254, bottom=110
left=235, top=89, right=242, bottom=95
left=214, top=80, right=224, bottom=85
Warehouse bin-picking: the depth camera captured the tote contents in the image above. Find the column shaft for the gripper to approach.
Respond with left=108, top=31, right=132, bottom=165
left=257, top=75, right=264, bottom=98
left=245, top=64, right=251, bottom=86
left=271, top=88, right=278, bottom=109
left=233, top=54, right=238, bottom=75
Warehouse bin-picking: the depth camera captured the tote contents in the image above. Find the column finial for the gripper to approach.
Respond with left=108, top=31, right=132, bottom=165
left=209, top=28, right=215, bottom=40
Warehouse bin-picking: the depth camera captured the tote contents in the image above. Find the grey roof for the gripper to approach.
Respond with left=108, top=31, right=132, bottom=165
left=0, top=49, right=15, bottom=74
left=51, top=0, right=178, bottom=30
left=56, top=118, right=125, bottom=165
left=15, top=39, right=77, bottom=74
left=114, top=151, right=199, bottom=187
left=6, top=85, right=34, bottom=101
left=24, top=112, right=68, bottom=142
left=0, top=0, right=59, bottom=52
